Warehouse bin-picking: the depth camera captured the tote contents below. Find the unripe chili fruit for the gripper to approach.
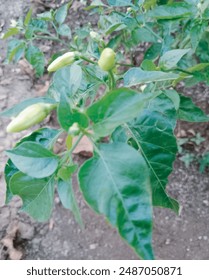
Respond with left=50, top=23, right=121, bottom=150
left=6, top=103, right=56, bottom=133
left=98, top=48, right=116, bottom=72
left=47, top=52, right=76, bottom=72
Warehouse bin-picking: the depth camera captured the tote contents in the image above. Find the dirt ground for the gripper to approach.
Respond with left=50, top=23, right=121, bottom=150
left=0, top=0, right=209, bottom=260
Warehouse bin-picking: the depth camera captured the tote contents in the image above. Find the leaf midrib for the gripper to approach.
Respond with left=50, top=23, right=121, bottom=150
left=95, top=145, right=145, bottom=251
left=125, top=124, right=177, bottom=211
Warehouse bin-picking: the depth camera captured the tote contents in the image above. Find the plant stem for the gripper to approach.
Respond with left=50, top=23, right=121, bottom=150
left=108, top=70, right=116, bottom=90
left=60, top=133, right=84, bottom=166
left=143, top=24, right=163, bottom=43
left=34, top=35, right=71, bottom=48
left=79, top=55, right=96, bottom=65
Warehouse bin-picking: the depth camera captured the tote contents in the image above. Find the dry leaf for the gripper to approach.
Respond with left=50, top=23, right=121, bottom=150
left=73, top=135, right=93, bottom=157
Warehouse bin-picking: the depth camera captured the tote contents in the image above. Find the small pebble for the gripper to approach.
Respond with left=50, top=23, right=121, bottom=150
left=89, top=243, right=98, bottom=250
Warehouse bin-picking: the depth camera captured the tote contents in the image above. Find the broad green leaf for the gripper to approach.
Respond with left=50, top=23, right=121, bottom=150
left=100, top=14, right=126, bottom=36
left=85, top=0, right=106, bottom=10
left=178, top=95, right=209, bottom=122
left=124, top=94, right=179, bottom=213
left=188, top=63, right=209, bottom=73
left=79, top=142, right=153, bottom=260
left=87, top=88, right=152, bottom=137
left=132, top=28, right=157, bottom=44
left=58, top=24, right=71, bottom=37
left=124, top=68, right=179, bottom=86
left=6, top=142, right=59, bottom=178
left=141, top=59, right=157, bottom=71
left=55, top=3, right=69, bottom=25
left=190, top=22, right=207, bottom=51
left=107, top=0, right=132, bottom=6
left=159, top=49, right=190, bottom=70
left=24, top=8, right=33, bottom=26
left=58, top=93, right=88, bottom=130
left=173, top=63, right=209, bottom=85
left=25, top=19, right=48, bottom=39
left=57, top=93, right=73, bottom=131
left=163, top=90, right=180, bottom=110
left=5, top=39, right=25, bottom=63
left=17, top=128, right=61, bottom=149
left=37, top=11, right=53, bottom=21
left=57, top=179, right=82, bottom=225
left=4, top=160, right=18, bottom=204
left=199, top=153, right=209, bottom=173
left=148, top=2, right=193, bottom=19
left=143, top=0, right=157, bottom=10
left=0, top=97, right=56, bottom=117
left=180, top=153, right=195, bottom=168
left=52, top=65, right=82, bottom=98
left=57, top=165, right=77, bottom=181
left=3, top=28, right=19, bottom=39
left=4, top=128, right=60, bottom=204
left=105, top=22, right=125, bottom=35
left=144, top=43, right=162, bottom=61
left=10, top=172, right=55, bottom=222
left=111, top=126, right=128, bottom=143
left=25, top=45, right=45, bottom=77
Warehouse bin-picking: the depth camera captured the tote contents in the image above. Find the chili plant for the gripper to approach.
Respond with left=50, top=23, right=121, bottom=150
left=1, top=0, right=209, bottom=259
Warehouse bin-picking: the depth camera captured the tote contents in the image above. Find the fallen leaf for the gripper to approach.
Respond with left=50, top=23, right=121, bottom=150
left=73, top=135, right=93, bottom=157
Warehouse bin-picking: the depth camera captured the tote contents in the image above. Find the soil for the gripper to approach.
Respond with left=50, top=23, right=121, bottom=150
left=0, top=0, right=209, bottom=260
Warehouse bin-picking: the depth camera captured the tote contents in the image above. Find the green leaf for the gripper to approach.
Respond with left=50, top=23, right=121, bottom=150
left=6, top=142, right=59, bottom=178
left=52, top=65, right=82, bottom=98
left=124, top=68, right=179, bottom=86
left=144, top=43, right=162, bottom=61
left=57, top=93, right=73, bottom=131
left=6, top=39, right=25, bottom=63
left=37, top=11, right=53, bottom=21
left=124, top=94, right=179, bottom=213
left=57, top=24, right=71, bottom=37
left=105, top=22, right=125, bottom=35
left=57, top=179, right=82, bottom=225
left=85, top=0, right=106, bottom=10
left=58, top=93, right=88, bottom=131
left=87, top=88, right=152, bottom=137
left=0, top=97, right=56, bottom=117
left=107, top=0, right=132, bottom=6
left=190, top=22, right=207, bottom=51
left=18, top=128, right=61, bottom=149
left=79, top=142, right=153, bottom=260
left=149, top=2, right=193, bottom=19
left=3, top=28, right=19, bottom=39
left=57, top=165, right=77, bottom=181
left=141, top=59, right=157, bottom=71
left=143, top=0, right=157, bottom=10
left=99, top=13, right=126, bottom=36
left=4, top=160, right=18, bottom=204
left=25, top=45, right=45, bottom=77
left=180, top=153, right=195, bottom=168
left=4, top=128, right=60, bottom=204
left=159, top=49, right=190, bottom=70
left=132, top=28, right=157, bottom=44
left=163, top=89, right=180, bottom=110
left=24, top=8, right=33, bottom=26
left=178, top=95, right=209, bottom=122
left=199, top=153, right=209, bottom=173
left=10, top=172, right=55, bottom=222
left=55, top=3, right=69, bottom=25
left=25, top=19, right=48, bottom=39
